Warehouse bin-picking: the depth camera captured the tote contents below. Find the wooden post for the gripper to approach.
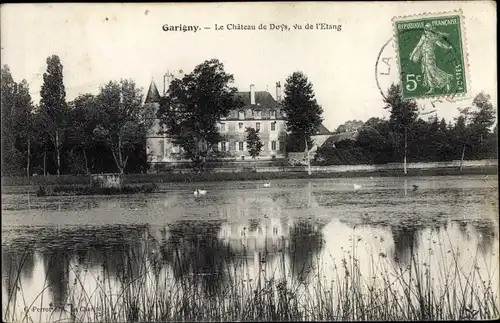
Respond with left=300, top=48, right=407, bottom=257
left=26, top=138, right=30, bottom=177
left=305, top=135, right=311, bottom=175
left=404, top=128, right=408, bottom=175
left=43, top=149, right=47, bottom=176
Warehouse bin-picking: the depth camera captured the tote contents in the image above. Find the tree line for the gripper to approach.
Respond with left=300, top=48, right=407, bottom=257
left=1, top=55, right=496, bottom=177
left=315, top=84, right=497, bottom=166
left=1, top=55, right=154, bottom=176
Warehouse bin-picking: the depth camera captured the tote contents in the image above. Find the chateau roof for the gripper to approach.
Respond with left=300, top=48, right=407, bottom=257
left=314, top=124, right=331, bottom=135
left=145, top=81, right=161, bottom=104
left=320, top=131, right=359, bottom=148
left=234, top=91, right=280, bottom=109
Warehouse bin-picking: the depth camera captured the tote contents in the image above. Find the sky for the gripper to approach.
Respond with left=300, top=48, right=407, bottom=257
left=1, top=2, right=496, bottom=132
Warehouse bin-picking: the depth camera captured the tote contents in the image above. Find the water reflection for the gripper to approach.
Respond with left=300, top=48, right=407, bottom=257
left=162, top=220, right=232, bottom=297
left=1, top=176, right=498, bottom=321
left=289, top=219, right=325, bottom=282
left=2, top=244, right=35, bottom=300
left=391, top=225, right=422, bottom=266
left=42, top=247, right=70, bottom=308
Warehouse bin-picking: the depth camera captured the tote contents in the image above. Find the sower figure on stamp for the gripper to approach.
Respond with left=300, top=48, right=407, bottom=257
left=410, top=23, right=453, bottom=94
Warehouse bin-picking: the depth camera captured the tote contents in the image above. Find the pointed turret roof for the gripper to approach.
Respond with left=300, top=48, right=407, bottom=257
left=145, top=80, right=161, bottom=103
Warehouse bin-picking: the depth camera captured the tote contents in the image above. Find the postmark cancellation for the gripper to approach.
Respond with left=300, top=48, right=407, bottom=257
left=392, top=10, right=470, bottom=101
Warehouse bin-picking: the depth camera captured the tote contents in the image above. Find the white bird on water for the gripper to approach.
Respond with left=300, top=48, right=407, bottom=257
left=353, top=184, right=362, bottom=191
left=263, top=183, right=271, bottom=188
left=193, top=189, right=207, bottom=196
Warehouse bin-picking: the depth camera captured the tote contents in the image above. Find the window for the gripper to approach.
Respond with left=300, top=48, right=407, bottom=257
left=271, top=122, right=276, bottom=131
left=256, top=122, right=261, bottom=131
left=271, top=140, right=277, bottom=151
left=220, top=123, right=226, bottom=132
left=254, top=110, right=262, bottom=119
left=239, top=142, right=244, bottom=151
left=270, top=110, right=276, bottom=119
left=238, top=110, right=245, bottom=120
left=238, top=122, right=244, bottom=130
left=221, top=142, right=227, bottom=151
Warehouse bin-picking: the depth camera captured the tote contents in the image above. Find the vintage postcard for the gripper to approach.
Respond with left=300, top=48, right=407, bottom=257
left=1, top=2, right=497, bottom=323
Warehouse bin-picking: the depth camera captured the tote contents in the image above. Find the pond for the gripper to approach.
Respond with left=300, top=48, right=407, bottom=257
left=2, top=175, right=498, bottom=322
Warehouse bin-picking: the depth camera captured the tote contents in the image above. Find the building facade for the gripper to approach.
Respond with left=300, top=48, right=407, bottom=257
left=145, top=81, right=287, bottom=167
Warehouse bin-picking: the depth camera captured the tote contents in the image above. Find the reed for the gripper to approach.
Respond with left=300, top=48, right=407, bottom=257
left=3, top=231, right=498, bottom=322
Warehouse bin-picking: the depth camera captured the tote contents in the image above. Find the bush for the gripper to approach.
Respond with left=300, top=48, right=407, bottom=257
left=35, top=183, right=159, bottom=196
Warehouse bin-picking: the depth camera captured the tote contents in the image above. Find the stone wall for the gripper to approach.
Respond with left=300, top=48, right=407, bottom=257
left=167, top=159, right=498, bottom=174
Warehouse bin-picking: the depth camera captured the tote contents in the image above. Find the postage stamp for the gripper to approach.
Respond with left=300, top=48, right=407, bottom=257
left=393, top=11, right=469, bottom=100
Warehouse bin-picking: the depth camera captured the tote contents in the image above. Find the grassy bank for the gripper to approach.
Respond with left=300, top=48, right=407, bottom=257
left=35, top=183, right=159, bottom=197
left=1, top=166, right=497, bottom=187
left=3, top=235, right=498, bottom=322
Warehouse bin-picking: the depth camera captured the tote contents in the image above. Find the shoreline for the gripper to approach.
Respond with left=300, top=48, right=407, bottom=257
left=0, top=167, right=497, bottom=194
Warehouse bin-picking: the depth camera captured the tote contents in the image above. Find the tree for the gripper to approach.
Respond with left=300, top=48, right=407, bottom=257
left=93, top=79, right=150, bottom=174
left=157, top=59, right=242, bottom=169
left=245, top=127, right=263, bottom=167
left=336, top=119, right=364, bottom=133
left=1, top=66, right=36, bottom=176
left=282, top=71, right=324, bottom=152
left=383, top=84, right=418, bottom=173
left=67, top=94, right=100, bottom=175
left=469, top=92, right=496, bottom=158
left=39, top=55, right=68, bottom=176
left=453, top=108, right=471, bottom=169
left=1, top=65, right=23, bottom=175
left=15, top=80, right=36, bottom=176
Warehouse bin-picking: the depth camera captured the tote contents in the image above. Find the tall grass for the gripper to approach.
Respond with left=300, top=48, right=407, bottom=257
left=3, top=232, right=499, bottom=322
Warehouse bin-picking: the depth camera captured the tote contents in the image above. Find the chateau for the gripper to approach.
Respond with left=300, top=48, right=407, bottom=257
left=144, top=80, right=288, bottom=167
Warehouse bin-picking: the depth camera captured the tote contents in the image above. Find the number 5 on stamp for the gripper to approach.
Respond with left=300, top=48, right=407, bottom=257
left=393, top=11, right=469, bottom=100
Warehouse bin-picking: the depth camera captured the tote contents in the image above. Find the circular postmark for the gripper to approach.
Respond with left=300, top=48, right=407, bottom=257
left=374, top=37, right=398, bottom=101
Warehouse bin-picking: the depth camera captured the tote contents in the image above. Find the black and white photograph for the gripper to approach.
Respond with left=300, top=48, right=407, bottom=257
left=1, top=2, right=498, bottom=322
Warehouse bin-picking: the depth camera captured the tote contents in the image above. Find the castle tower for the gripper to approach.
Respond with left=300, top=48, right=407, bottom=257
left=144, top=80, right=178, bottom=169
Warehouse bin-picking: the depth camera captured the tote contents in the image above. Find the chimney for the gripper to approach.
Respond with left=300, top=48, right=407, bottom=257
left=250, top=84, right=255, bottom=105
left=276, top=81, right=281, bottom=102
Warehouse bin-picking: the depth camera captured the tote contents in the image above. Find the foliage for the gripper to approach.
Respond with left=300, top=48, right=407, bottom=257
left=282, top=71, right=324, bottom=152
left=336, top=119, right=364, bottom=133
left=92, top=79, right=149, bottom=174
left=36, top=183, right=158, bottom=196
left=315, top=91, right=497, bottom=165
left=39, top=55, right=69, bottom=176
left=1, top=65, right=24, bottom=175
left=157, top=59, right=242, bottom=164
left=2, top=57, right=497, bottom=176
left=1, top=66, right=36, bottom=176
left=383, top=84, right=419, bottom=134
left=245, top=127, right=263, bottom=159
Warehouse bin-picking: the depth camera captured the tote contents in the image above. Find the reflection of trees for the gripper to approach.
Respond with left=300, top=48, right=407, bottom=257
left=73, top=226, right=148, bottom=282
left=289, top=219, right=325, bottom=283
left=2, top=242, right=36, bottom=300
left=472, top=220, right=496, bottom=255
left=391, top=225, right=421, bottom=266
left=41, top=247, right=70, bottom=308
left=161, top=220, right=234, bottom=298
left=456, top=220, right=471, bottom=242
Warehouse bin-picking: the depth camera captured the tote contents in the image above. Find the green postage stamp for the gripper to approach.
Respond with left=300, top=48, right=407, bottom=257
left=393, top=11, right=469, bottom=100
